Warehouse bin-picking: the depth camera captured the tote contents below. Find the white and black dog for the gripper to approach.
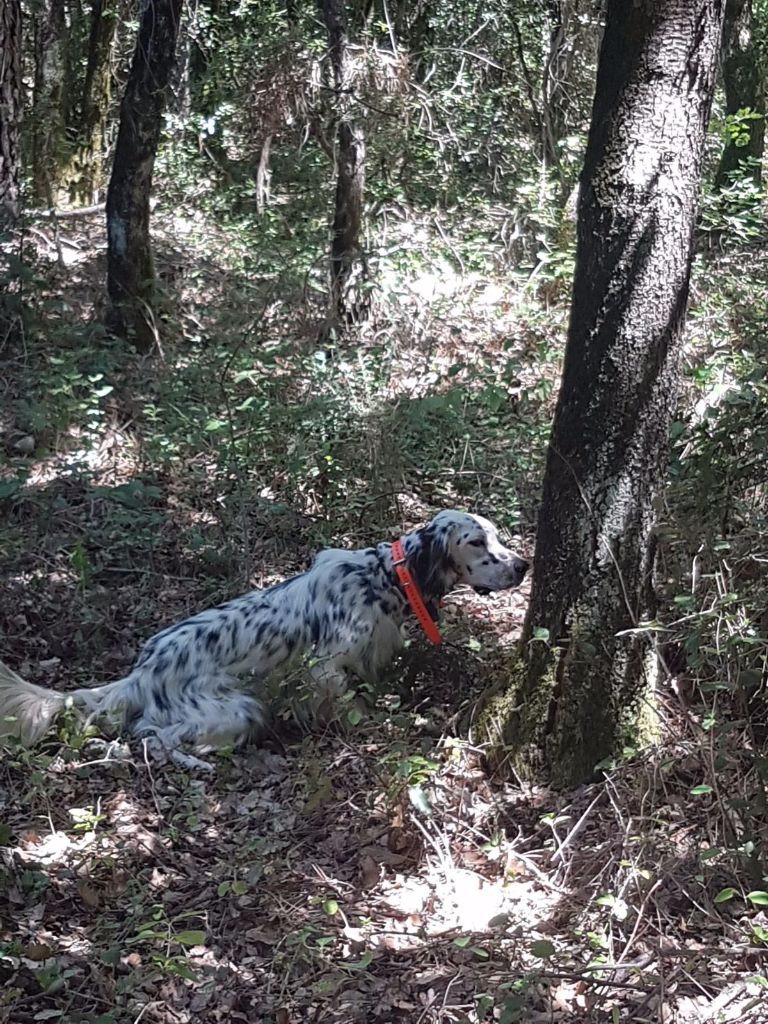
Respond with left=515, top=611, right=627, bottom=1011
left=0, top=510, right=528, bottom=768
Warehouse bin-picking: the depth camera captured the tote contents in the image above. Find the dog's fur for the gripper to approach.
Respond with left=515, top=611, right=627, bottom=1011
left=0, top=510, right=528, bottom=768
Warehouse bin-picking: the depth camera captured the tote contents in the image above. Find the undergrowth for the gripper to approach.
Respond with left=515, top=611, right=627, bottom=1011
left=1, top=187, right=768, bottom=1022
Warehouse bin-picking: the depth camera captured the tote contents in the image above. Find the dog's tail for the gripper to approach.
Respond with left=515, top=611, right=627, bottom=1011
left=0, top=659, right=135, bottom=745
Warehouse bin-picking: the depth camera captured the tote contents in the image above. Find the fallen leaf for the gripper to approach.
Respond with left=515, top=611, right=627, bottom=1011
left=24, top=942, right=54, bottom=961
left=359, top=854, right=380, bottom=889
left=78, top=879, right=100, bottom=908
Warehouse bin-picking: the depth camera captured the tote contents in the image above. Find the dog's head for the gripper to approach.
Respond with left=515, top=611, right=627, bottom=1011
left=406, top=510, right=529, bottom=600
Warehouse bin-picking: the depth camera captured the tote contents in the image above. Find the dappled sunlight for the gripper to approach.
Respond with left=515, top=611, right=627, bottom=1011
left=5, top=717, right=765, bottom=1022
left=21, top=425, right=142, bottom=491
left=3, top=0, right=767, bottom=1018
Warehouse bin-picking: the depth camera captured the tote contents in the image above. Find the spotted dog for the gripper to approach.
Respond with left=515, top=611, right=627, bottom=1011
left=0, top=511, right=528, bottom=769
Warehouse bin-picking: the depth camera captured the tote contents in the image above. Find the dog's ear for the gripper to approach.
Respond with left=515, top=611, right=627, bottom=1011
left=409, top=520, right=458, bottom=599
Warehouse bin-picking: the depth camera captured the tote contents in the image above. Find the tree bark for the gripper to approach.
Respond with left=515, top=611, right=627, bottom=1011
left=715, top=0, right=764, bottom=188
left=481, top=0, right=725, bottom=788
left=255, top=133, right=272, bottom=215
left=74, top=0, right=123, bottom=203
left=31, top=0, right=67, bottom=204
left=106, top=0, right=183, bottom=352
left=0, top=0, right=22, bottom=223
left=321, top=0, right=366, bottom=324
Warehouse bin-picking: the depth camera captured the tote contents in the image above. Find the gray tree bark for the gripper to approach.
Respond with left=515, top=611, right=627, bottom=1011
left=480, top=0, right=726, bottom=787
left=106, top=0, right=183, bottom=352
left=0, top=0, right=22, bottom=223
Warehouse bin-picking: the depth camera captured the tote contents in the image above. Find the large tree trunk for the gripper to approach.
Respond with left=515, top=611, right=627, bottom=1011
left=106, top=0, right=183, bottom=352
left=0, top=0, right=22, bottom=223
left=321, top=0, right=366, bottom=324
left=480, top=0, right=725, bottom=788
left=74, top=0, right=123, bottom=203
left=31, top=0, right=67, bottom=205
left=715, top=0, right=764, bottom=188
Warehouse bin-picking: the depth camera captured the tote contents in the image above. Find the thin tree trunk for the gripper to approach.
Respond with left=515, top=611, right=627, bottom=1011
left=715, top=0, right=764, bottom=188
left=169, top=0, right=191, bottom=119
left=31, top=0, right=67, bottom=204
left=321, top=0, right=366, bottom=324
left=0, top=0, right=22, bottom=223
left=255, top=133, right=272, bottom=215
left=106, top=0, right=183, bottom=352
left=75, top=0, right=122, bottom=203
left=541, top=1, right=565, bottom=182
left=479, top=0, right=725, bottom=788
left=0, top=0, right=22, bottom=347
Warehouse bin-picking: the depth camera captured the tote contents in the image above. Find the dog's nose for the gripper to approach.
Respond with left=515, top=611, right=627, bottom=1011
left=514, top=558, right=529, bottom=575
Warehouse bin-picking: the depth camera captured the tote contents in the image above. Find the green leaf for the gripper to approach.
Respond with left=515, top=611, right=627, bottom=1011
left=0, top=478, right=22, bottom=500
left=532, top=627, right=550, bottom=642
left=690, top=784, right=713, bottom=795
left=347, top=707, right=363, bottom=726
left=595, top=894, right=616, bottom=907
left=217, top=881, right=230, bottom=896
left=173, top=929, right=206, bottom=947
left=746, top=891, right=768, bottom=906
left=345, top=950, right=373, bottom=970
left=714, top=887, right=737, bottom=904
left=700, top=847, right=722, bottom=861
left=529, top=939, right=556, bottom=959
left=323, top=899, right=339, bottom=916
left=231, top=880, right=249, bottom=895
left=453, top=936, right=471, bottom=948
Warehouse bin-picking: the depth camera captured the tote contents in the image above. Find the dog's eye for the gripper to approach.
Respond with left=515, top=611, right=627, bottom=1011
left=468, top=538, right=486, bottom=548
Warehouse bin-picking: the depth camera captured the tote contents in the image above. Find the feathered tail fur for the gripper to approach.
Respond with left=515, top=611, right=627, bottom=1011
left=0, top=660, right=131, bottom=745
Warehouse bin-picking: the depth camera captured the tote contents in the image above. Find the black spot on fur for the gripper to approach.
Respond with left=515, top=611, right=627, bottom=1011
left=154, top=683, right=170, bottom=712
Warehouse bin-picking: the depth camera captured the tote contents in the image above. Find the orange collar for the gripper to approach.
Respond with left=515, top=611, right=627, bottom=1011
left=391, top=538, right=442, bottom=645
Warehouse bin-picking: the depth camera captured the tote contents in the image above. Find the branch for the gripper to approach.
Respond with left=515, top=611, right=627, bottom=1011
left=25, top=203, right=105, bottom=221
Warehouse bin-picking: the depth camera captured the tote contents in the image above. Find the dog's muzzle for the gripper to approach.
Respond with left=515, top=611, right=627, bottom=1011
left=472, top=557, right=530, bottom=597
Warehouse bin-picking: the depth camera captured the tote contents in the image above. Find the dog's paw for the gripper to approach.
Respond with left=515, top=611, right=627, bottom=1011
left=169, top=749, right=215, bottom=772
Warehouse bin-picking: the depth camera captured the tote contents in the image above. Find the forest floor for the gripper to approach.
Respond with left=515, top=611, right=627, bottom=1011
left=1, top=210, right=767, bottom=1023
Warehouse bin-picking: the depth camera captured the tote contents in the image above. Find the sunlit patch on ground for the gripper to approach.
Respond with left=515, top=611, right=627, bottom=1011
left=2, top=204, right=768, bottom=1024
